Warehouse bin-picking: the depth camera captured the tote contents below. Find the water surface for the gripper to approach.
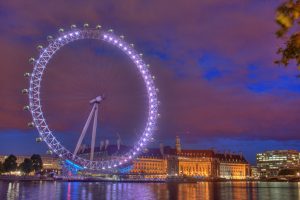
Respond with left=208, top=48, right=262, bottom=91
left=0, top=181, right=299, bottom=200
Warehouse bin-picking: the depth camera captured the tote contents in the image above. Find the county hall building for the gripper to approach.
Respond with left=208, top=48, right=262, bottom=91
left=129, top=136, right=250, bottom=179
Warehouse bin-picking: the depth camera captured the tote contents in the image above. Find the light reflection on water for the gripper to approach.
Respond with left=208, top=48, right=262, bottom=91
left=0, top=181, right=299, bottom=200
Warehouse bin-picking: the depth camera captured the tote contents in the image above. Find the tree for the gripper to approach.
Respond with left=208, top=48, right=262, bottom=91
left=3, top=155, right=17, bottom=172
left=275, top=0, right=300, bottom=69
left=30, top=154, right=43, bottom=173
left=0, top=162, right=4, bottom=174
left=19, top=158, right=33, bottom=175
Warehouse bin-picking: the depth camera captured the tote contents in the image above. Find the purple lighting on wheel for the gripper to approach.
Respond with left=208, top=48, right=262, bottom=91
left=27, top=26, right=159, bottom=171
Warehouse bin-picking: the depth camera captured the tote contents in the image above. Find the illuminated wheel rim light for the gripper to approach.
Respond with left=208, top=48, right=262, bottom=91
left=27, top=27, right=159, bottom=170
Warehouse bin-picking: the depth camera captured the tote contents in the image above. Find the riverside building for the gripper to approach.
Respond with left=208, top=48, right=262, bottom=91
left=128, top=136, right=249, bottom=179
left=1, top=137, right=250, bottom=179
left=256, top=150, right=300, bottom=177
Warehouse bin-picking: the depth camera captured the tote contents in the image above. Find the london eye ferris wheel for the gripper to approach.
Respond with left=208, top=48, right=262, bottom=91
left=22, top=24, right=159, bottom=171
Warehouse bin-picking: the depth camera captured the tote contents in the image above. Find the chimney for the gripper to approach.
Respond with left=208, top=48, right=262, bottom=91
left=117, top=136, right=121, bottom=151
left=160, top=143, right=164, bottom=155
left=105, top=139, right=109, bottom=150
left=239, top=151, right=243, bottom=158
left=82, top=144, right=87, bottom=153
left=100, top=140, right=104, bottom=151
left=79, top=145, right=82, bottom=153
left=176, top=136, right=181, bottom=153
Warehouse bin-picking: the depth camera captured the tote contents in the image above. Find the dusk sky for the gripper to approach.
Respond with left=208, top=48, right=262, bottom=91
left=0, top=0, right=299, bottom=164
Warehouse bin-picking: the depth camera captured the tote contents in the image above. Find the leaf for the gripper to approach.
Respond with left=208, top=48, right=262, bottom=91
left=275, top=0, right=300, bottom=70
left=276, top=13, right=293, bottom=28
left=293, top=10, right=300, bottom=19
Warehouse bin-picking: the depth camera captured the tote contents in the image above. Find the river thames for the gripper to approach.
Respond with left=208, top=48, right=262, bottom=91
left=0, top=181, right=299, bottom=200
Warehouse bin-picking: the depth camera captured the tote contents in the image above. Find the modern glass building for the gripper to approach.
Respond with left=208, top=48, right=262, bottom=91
left=256, top=150, right=299, bottom=177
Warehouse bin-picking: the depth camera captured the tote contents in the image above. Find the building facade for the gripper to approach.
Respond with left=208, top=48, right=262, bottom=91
left=0, top=137, right=250, bottom=179
left=129, top=137, right=250, bottom=179
left=130, top=156, right=167, bottom=178
left=217, top=153, right=249, bottom=180
left=176, top=150, right=217, bottom=177
left=250, top=166, right=260, bottom=179
left=256, top=150, right=300, bottom=177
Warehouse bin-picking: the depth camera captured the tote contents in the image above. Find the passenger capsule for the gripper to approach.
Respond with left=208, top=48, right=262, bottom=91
left=23, top=105, right=30, bottom=111
left=47, top=35, right=53, bottom=42
left=22, top=89, right=28, bottom=94
left=58, top=28, right=64, bottom=33
left=28, top=122, right=35, bottom=128
left=36, top=137, right=43, bottom=142
left=24, top=73, right=31, bottom=78
left=70, top=24, right=77, bottom=29
left=29, top=57, right=35, bottom=64
left=36, top=45, right=43, bottom=51
left=83, top=23, right=89, bottom=28
left=95, top=25, right=101, bottom=29
left=46, top=150, right=53, bottom=155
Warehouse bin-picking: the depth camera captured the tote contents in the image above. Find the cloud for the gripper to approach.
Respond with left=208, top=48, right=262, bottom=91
left=0, top=0, right=300, bottom=153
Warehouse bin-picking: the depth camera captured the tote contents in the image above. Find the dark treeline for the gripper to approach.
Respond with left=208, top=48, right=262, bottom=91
left=0, top=154, right=43, bottom=175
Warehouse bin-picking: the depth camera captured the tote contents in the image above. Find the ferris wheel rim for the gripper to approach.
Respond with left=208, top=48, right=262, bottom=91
left=27, top=26, right=159, bottom=171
